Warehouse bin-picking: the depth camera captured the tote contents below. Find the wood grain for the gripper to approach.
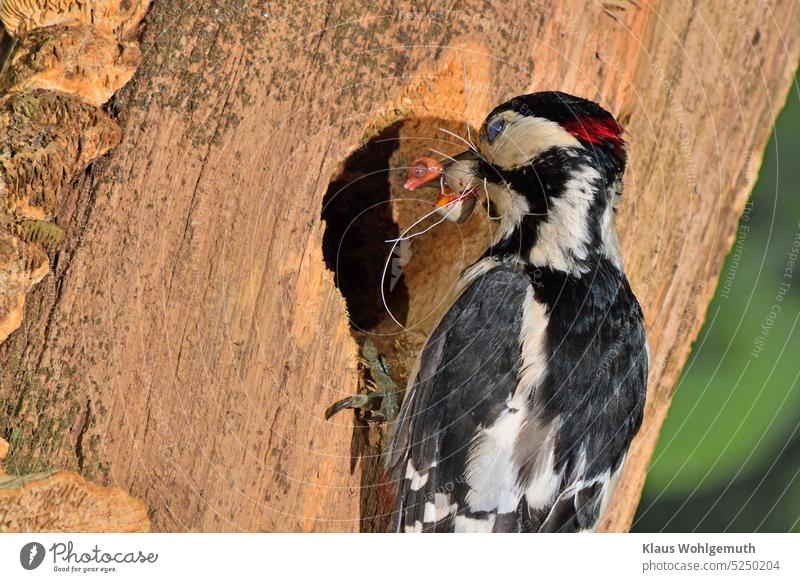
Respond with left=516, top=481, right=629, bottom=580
left=0, top=0, right=798, bottom=532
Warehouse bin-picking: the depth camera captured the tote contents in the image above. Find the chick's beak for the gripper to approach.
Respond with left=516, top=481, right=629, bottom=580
left=404, top=152, right=480, bottom=223
left=403, top=157, right=443, bottom=190
left=404, top=156, right=467, bottom=206
left=404, top=156, right=460, bottom=207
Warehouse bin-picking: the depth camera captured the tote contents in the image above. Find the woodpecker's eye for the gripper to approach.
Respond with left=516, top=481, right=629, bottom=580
left=485, top=118, right=506, bottom=143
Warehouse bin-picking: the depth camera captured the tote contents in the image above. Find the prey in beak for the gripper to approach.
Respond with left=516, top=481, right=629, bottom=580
left=403, top=154, right=479, bottom=224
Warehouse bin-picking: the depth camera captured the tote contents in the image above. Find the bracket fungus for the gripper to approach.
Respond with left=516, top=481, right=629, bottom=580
left=0, top=229, right=49, bottom=343
left=0, top=24, right=141, bottom=106
left=0, top=438, right=150, bottom=532
left=0, top=0, right=147, bottom=345
left=0, top=0, right=151, bottom=39
left=0, top=89, right=120, bottom=212
left=0, top=90, right=117, bottom=343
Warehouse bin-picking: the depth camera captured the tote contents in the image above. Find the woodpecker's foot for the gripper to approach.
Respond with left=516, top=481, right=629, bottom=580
left=324, top=339, right=400, bottom=424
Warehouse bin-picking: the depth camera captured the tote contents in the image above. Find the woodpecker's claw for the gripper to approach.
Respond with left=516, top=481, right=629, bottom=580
left=324, top=339, right=401, bottom=424
left=324, top=388, right=398, bottom=423
left=324, top=393, right=374, bottom=420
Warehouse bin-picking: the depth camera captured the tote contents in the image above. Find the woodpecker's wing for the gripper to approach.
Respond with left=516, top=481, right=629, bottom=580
left=386, top=262, right=537, bottom=532
left=530, top=264, right=649, bottom=533
left=386, top=259, right=648, bottom=533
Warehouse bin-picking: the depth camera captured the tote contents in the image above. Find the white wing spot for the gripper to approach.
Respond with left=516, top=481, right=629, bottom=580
left=405, top=460, right=429, bottom=491
left=454, top=514, right=497, bottom=533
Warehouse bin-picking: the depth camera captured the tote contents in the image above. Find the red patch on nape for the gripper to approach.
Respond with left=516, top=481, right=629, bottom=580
left=562, top=115, right=625, bottom=155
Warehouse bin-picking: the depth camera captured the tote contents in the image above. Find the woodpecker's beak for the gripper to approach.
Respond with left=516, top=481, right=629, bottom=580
left=404, top=154, right=479, bottom=223
left=434, top=187, right=478, bottom=223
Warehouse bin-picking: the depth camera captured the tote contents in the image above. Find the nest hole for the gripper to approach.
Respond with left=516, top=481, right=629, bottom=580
left=321, top=116, right=486, bottom=531
left=322, top=115, right=487, bottom=377
left=321, top=121, right=409, bottom=334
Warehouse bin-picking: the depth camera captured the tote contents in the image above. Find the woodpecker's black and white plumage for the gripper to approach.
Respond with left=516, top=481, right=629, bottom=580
left=386, top=91, right=648, bottom=533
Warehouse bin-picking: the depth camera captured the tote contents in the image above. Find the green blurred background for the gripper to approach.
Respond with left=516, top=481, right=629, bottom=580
left=633, top=72, right=800, bottom=532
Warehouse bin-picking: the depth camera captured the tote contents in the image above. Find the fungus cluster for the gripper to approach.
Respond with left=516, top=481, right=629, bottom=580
left=0, top=0, right=150, bottom=343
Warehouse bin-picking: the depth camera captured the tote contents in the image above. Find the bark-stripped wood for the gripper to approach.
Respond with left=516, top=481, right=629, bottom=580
left=0, top=0, right=798, bottom=532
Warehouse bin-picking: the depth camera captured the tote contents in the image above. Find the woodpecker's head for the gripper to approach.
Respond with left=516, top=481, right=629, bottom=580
left=407, top=91, right=628, bottom=275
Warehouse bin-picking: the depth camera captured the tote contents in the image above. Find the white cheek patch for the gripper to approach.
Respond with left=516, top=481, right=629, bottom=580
left=529, top=164, right=601, bottom=275
left=485, top=115, right=581, bottom=169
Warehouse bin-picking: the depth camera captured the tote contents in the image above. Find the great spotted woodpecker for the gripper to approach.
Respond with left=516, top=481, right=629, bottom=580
left=386, top=91, right=649, bottom=533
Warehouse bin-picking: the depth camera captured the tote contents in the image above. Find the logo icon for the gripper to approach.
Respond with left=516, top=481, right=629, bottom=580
left=20, top=542, right=46, bottom=570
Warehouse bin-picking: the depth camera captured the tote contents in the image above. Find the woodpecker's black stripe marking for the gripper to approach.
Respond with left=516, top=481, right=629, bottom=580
left=478, top=148, right=614, bottom=266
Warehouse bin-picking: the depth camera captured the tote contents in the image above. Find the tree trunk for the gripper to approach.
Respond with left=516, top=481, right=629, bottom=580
left=1, top=0, right=798, bottom=532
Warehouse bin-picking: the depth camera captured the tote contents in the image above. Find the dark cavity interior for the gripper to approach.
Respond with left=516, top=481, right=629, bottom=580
left=321, top=122, right=409, bottom=333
